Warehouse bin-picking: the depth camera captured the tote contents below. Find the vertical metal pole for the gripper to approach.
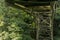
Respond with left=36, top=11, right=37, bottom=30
left=36, top=13, right=40, bottom=40
left=50, top=1, right=56, bottom=40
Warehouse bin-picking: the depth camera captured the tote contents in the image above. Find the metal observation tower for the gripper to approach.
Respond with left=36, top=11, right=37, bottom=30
left=5, top=0, right=57, bottom=40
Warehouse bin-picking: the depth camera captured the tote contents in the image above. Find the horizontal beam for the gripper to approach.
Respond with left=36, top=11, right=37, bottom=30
left=15, top=3, right=51, bottom=13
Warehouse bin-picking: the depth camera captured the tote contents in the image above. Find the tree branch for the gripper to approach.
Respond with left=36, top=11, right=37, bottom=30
left=15, top=3, right=33, bottom=14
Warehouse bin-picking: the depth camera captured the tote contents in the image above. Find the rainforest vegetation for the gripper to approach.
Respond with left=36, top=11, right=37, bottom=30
left=0, top=0, right=60, bottom=40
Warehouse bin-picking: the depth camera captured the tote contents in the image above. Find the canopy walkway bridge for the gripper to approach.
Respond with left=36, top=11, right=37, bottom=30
left=13, top=1, right=56, bottom=40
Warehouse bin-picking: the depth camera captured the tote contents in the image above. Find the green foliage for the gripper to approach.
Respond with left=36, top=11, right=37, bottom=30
left=0, top=0, right=35, bottom=40
left=54, top=2, right=60, bottom=40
